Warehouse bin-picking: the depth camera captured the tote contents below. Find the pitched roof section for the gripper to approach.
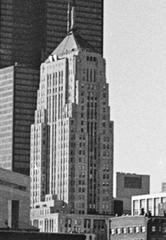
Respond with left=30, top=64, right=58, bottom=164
left=50, top=30, right=96, bottom=57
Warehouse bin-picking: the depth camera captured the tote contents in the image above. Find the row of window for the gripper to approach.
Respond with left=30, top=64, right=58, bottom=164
left=87, top=56, right=97, bottom=62
left=111, top=226, right=146, bottom=235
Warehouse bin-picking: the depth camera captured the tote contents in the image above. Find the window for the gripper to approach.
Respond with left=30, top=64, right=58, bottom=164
left=111, top=229, right=115, bottom=235
left=154, top=198, right=160, bottom=215
left=141, top=226, right=146, bottom=232
left=117, top=228, right=121, bottom=234
left=124, top=176, right=142, bottom=189
left=129, top=227, right=133, bottom=233
left=152, top=226, right=156, bottom=232
left=123, top=227, right=127, bottom=234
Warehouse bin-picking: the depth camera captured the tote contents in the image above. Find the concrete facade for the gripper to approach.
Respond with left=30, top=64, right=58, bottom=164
left=108, top=216, right=166, bottom=240
left=132, top=192, right=166, bottom=216
left=116, top=172, right=150, bottom=214
left=0, top=168, right=30, bottom=229
left=30, top=26, right=114, bottom=215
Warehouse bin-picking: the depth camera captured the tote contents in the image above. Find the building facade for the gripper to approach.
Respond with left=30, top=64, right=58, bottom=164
left=0, top=168, right=30, bottom=229
left=30, top=20, right=114, bottom=216
left=0, top=0, right=43, bottom=69
left=116, top=172, right=150, bottom=214
left=132, top=192, right=166, bottom=216
left=108, top=216, right=166, bottom=240
left=0, top=66, right=39, bottom=174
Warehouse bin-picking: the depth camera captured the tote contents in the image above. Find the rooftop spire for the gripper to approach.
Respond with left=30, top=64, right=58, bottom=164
left=67, top=1, right=76, bottom=33
left=67, top=2, right=71, bottom=33
left=70, top=6, right=75, bottom=30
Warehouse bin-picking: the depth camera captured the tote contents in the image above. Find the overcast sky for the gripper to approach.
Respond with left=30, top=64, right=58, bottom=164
left=104, top=0, right=166, bottom=194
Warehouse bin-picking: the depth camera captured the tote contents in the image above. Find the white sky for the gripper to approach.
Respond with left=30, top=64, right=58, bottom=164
left=104, top=0, right=166, bottom=193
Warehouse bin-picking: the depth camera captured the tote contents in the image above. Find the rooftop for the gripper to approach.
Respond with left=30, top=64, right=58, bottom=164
left=48, top=29, right=95, bottom=59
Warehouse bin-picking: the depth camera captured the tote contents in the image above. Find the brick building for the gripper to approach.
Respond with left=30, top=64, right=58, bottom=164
left=108, top=216, right=166, bottom=240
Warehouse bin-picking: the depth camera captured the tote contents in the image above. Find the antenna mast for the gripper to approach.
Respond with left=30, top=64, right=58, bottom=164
left=67, top=2, right=71, bottom=33
left=67, top=0, right=76, bottom=33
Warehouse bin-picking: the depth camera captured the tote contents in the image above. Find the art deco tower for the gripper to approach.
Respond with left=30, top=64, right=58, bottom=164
left=0, top=0, right=104, bottom=176
left=30, top=8, right=113, bottom=215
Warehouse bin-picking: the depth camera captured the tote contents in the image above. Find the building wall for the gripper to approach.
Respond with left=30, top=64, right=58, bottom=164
left=108, top=216, right=147, bottom=240
left=116, top=172, right=150, bottom=214
left=108, top=216, right=166, bottom=240
left=0, top=66, right=14, bottom=170
left=132, top=192, right=166, bottom=216
left=0, top=168, right=30, bottom=229
left=13, top=66, right=39, bottom=175
left=0, top=0, right=43, bottom=68
left=0, top=66, right=39, bottom=175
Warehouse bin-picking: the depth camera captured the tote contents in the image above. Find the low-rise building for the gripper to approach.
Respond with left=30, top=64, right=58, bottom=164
left=132, top=192, right=166, bottom=216
left=116, top=172, right=150, bottom=214
left=108, top=215, right=166, bottom=240
left=31, top=195, right=111, bottom=240
left=0, top=168, right=30, bottom=229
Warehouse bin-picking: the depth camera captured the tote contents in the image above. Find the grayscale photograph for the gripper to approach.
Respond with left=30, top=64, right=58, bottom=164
left=0, top=0, right=166, bottom=239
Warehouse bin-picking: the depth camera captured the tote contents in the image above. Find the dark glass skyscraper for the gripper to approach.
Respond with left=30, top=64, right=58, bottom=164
left=0, top=0, right=104, bottom=175
left=0, top=0, right=44, bottom=68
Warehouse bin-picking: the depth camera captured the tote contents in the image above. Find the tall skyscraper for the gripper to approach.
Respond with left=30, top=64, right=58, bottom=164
left=0, top=66, right=39, bottom=174
left=0, top=0, right=104, bottom=175
left=30, top=11, right=113, bottom=214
